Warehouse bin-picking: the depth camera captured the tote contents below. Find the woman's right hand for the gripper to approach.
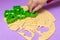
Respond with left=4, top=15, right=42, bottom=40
left=28, top=0, right=47, bottom=12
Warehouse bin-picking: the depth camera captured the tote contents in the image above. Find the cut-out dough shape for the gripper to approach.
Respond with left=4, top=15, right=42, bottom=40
left=4, top=6, right=56, bottom=40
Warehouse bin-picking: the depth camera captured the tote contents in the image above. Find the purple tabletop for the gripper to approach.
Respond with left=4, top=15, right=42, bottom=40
left=0, top=0, right=60, bottom=40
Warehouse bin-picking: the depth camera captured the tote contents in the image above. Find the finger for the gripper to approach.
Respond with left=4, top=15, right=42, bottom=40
left=30, top=2, right=37, bottom=12
left=33, top=4, right=43, bottom=12
left=28, top=0, right=33, bottom=8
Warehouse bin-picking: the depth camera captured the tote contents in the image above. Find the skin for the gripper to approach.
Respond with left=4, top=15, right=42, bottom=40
left=28, top=0, right=47, bottom=12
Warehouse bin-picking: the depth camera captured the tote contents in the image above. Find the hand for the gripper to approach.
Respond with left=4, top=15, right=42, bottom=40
left=28, top=0, right=47, bottom=12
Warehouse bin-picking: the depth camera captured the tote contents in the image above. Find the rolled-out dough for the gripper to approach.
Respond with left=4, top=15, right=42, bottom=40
left=4, top=6, right=56, bottom=40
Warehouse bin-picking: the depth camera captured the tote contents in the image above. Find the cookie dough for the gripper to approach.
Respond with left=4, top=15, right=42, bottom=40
left=4, top=6, right=56, bottom=40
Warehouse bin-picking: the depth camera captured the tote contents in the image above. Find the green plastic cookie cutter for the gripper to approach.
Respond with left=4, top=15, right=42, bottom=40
left=30, top=11, right=38, bottom=18
left=4, top=10, right=15, bottom=17
left=4, top=6, right=38, bottom=24
left=24, top=10, right=30, bottom=17
left=17, top=14, right=26, bottom=20
left=13, top=6, right=21, bottom=11
left=6, top=16, right=18, bottom=24
left=4, top=10, right=10, bottom=17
